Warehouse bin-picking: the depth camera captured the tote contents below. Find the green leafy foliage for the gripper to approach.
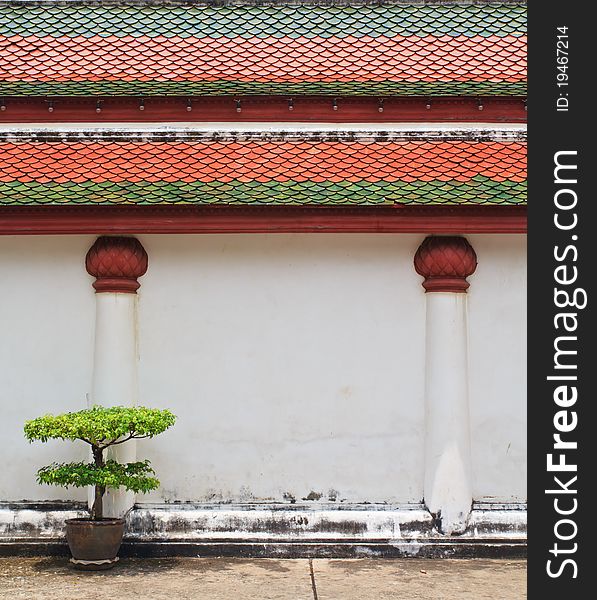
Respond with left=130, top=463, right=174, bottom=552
left=24, top=405, right=176, bottom=447
left=36, top=460, right=160, bottom=494
left=24, top=405, right=176, bottom=518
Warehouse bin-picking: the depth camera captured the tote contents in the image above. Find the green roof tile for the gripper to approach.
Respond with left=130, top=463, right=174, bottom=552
left=0, top=129, right=527, bottom=206
left=0, top=3, right=527, bottom=38
left=0, top=1, right=527, bottom=97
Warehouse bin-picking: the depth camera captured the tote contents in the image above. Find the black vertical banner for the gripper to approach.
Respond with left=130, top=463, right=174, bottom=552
left=528, top=0, right=594, bottom=596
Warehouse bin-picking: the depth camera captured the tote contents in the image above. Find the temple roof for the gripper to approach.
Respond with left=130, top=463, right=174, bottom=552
left=0, top=0, right=527, bottom=97
left=0, top=128, right=526, bottom=206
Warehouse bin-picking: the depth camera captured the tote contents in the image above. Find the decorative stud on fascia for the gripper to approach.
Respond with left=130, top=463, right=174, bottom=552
left=414, top=236, right=477, bottom=293
left=86, top=236, right=148, bottom=294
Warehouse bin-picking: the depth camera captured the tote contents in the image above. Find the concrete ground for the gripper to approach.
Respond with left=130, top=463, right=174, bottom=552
left=0, top=557, right=526, bottom=600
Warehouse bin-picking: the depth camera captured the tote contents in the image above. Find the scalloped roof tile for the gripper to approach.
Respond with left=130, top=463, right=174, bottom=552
left=0, top=1, right=527, bottom=96
left=0, top=130, right=527, bottom=206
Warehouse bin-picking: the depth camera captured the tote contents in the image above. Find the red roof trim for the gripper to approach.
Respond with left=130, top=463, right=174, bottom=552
left=0, top=205, right=527, bottom=235
left=0, top=96, right=527, bottom=123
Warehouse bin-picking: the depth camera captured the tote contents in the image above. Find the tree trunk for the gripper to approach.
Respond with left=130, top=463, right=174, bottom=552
left=91, top=446, right=105, bottom=520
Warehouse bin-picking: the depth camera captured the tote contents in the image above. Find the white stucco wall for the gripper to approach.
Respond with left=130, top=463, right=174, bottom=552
left=467, top=234, right=527, bottom=502
left=136, top=234, right=426, bottom=504
left=0, top=233, right=526, bottom=505
left=0, top=236, right=96, bottom=501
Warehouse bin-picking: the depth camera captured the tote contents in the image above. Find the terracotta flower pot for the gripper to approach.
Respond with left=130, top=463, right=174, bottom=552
left=65, top=518, right=125, bottom=570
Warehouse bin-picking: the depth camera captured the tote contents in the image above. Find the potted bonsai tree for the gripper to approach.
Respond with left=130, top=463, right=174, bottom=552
left=24, top=405, right=176, bottom=569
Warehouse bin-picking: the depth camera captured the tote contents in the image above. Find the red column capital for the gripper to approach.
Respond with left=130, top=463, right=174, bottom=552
left=86, top=236, right=148, bottom=293
left=414, top=236, right=477, bottom=293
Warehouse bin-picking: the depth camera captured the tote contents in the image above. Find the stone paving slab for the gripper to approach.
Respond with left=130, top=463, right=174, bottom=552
left=0, top=557, right=526, bottom=600
left=313, top=558, right=526, bottom=600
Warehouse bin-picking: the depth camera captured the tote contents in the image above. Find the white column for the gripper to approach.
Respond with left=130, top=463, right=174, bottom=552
left=91, top=293, right=139, bottom=517
left=424, top=293, right=471, bottom=534
left=414, top=236, right=477, bottom=535
left=86, top=236, right=148, bottom=518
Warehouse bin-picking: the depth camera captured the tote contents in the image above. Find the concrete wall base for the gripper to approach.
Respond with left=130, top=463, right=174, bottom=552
left=0, top=501, right=526, bottom=559
left=0, top=539, right=526, bottom=559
